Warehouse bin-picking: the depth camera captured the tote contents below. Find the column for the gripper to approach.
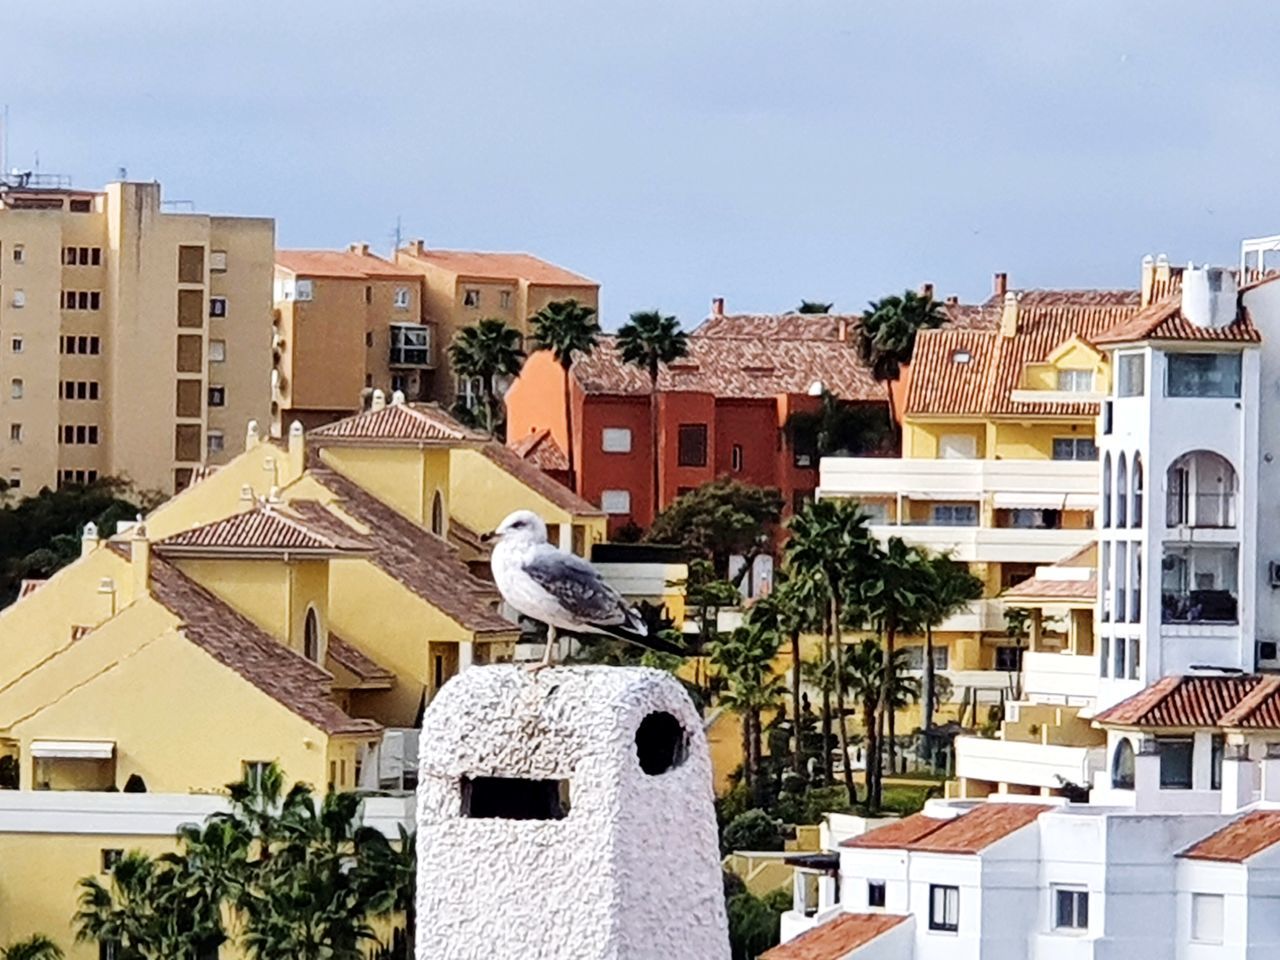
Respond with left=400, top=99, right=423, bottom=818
left=558, top=522, right=574, bottom=554
left=458, top=641, right=474, bottom=671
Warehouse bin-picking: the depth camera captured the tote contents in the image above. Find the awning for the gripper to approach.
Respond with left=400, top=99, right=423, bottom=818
left=992, top=492, right=1066, bottom=510
left=30, top=739, right=115, bottom=760
left=1064, top=493, right=1099, bottom=511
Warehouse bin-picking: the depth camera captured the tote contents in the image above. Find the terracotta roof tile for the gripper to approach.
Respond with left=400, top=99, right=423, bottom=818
left=1093, top=294, right=1260, bottom=346
left=398, top=248, right=595, bottom=286
left=326, top=633, right=395, bottom=687
left=277, top=249, right=419, bottom=280
left=1001, top=572, right=1096, bottom=602
left=693, top=313, right=856, bottom=341
left=1180, top=811, right=1280, bottom=863
left=845, top=803, right=1050, bottom=853
left=760, top=913, right=910, bottom=960
left=155, top=505, right=372, bottom=556
left=308, top=468, right=516, bottom=636
left=479, top=441, right=602, bottom=516
left=1093, top=675, right=1266, bottom=728
left=309, top=403, right=488, bottom=446
left=510, top=428, right=570, bottom=473
left=139, top=551, right=379, bottom=738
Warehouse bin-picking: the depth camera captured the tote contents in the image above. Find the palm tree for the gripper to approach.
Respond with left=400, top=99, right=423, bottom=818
left=784, top=389, right=895, bottom=460
left=856, top=290, right=947, bottom=439
left=785, top=498, right=874, bottom=806
left=919, top=554, right=984, bottom=735
left=747, top=573, right=820, bottom=777
left=447, top=318, right=526, bottom=436
left=615, top=310, right=688, bottom=521
left=75, top=850, right=160, bottom=959
left=795, top=301, right=834, bottom=314
left=0, top=936, right=63, bottom=960
left=355, top=824, right=417, bottom=960
left=710, top=622, right=786, bottom=805
left=529, top=299, right=601, bottom=489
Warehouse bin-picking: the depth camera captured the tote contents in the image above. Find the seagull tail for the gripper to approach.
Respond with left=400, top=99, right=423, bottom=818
left=592, top=622, right=689, bottom=658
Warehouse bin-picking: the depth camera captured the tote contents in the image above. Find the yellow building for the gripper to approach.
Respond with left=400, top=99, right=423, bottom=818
left=0, top=175, right=274, bottom=495
left=0, top=396, right=628, bottom=954
left=393, top=241, right=598, bottom=407
left=272, top=246, right=434, bottom=431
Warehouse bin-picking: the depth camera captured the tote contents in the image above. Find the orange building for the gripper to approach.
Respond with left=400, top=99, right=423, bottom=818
left=505, top=305, right=886, bottom=536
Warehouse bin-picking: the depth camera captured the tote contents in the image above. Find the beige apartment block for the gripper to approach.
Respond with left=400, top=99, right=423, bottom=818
left=393, top=241, right=598, bottom=406
left=0, top=177, right=273, bottom=497
left=272, top=246, right=431, bottom=432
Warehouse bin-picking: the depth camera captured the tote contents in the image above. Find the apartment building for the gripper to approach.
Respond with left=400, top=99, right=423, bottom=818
left=818, top=278, right=1140, bottom=708
left=0, top=176, right=273, bottom=495
left=273, top=245, right=433, bottom=430
left=393, top=240, right=598, bottom=406
left=506, top=304, right=888, bottom=540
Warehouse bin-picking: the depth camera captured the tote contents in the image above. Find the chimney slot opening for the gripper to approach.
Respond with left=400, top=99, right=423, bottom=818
left=635, top=711, right=688, bottom=776
left=460, top=775, right=570, bottom=820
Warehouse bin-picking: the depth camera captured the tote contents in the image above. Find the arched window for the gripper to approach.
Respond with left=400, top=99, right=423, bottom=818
left=304, top=608, right=321, bottom=663
left=431, top=490, right=445, bottom=536
left=1102, top=453, right=1112, bottom=528
left=1116, top=453, right=1128, bottom=528
left=1112, top=738, right=1135, bottom=790
left=1166, top=450, right=1237, bottom=528
left=1132, top=454, right=1143, bottom=529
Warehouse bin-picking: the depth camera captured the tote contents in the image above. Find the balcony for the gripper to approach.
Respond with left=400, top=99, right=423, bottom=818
left=1161, top=544, right=1238, bottom=624
left=867, top=524, right=1093, bottom=565
left=955, top=734, right=1104, bottom=791
left=1023, top=651, right=1098, bottom=703
left=1165, top=451, right=1237, bottom=529
left=1166, top=492, right=1236, bottom=529
left=820, top=456, right=1097, bottom=505
left=389, top=323, right=433, bottom=368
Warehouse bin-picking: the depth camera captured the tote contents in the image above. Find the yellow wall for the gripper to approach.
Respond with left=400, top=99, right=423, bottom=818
left=318, top=445, right=449, bottom=528
left=902, top=420, right=986, bottom=459
left=447, top=446, right=606, bottom=539
left=991, top=421, right=1094, bottom=460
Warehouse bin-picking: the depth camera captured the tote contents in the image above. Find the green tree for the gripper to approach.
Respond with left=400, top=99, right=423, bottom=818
left=856, top=290, right=947, bottom=437
left=726, top=890, right=783, bottom=960
left=795, top=301, right=834, bottom=314
left=919, top=554, right=983, bottom=734
left=721, top=809, right=784, bottom=853
left=529, top=299, right=601, bottom=486
left=616, top=310, right=689, bottom=520
left=0, top=936, right=63, bottom=960
left=785, top=499, right=875, bottom=806
left=785, top=389, right=895, bottom=459
left=711, top=623, right=786, bottom=805
left=645, top=479, right=784, bottom=586
left=447, top=318, right=526, bottom=437
left=747, top=574, right=821, bottom=777
left=354, top=825, right=417, bottom=960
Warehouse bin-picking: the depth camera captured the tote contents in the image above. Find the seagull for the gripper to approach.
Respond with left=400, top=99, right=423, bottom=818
left=484, top=509, right=687, bottom=668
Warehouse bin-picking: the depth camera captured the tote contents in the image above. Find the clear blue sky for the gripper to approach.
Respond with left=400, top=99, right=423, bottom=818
left=7, top=1, right=1280, bottom=327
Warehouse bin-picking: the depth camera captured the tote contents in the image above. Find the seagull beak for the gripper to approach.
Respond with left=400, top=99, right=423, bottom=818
left=480, top=530, right=496, bottom=544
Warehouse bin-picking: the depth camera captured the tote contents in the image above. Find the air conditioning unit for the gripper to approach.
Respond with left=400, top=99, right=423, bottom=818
left=1269, top=561, right=1280, bottom=588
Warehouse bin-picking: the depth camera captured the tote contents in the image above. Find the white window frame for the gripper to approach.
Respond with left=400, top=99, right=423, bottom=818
left=207, top=431, right=225, bottom=453
left=295, top=279, right=314, bottom=302
left=499, top=290, right=512, bottom=309
left=10, top=337, right=21, bottom=353
left=600, top=489, right=632, bottom=515
left=931, top=503, right=977, bottom=527
left=208, top=384, right=226, bottom=407
left=1052, top=885, right=1088, bottom=932
left=928, top=884, right=959, bottom=933
left=11, top=290, right=24, bottom=308
left=463, top=288, right=480, bottom=308
left=1190, top=892, right=1224, bottom=944
left=10, top=379, right=22, bottom=399
left=1056, top=368, right=1094, bottom=392
left=601, top=428, right=633, bottom=453
left=209, top=339, right=227, bottom=363
left=394, top=286, right=411, bottom=309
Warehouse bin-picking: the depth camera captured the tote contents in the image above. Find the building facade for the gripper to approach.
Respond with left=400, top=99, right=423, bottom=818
left=0, top=176, right=274, bottom=495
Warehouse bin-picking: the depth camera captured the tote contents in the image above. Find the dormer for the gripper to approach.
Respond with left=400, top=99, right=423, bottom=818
left=1010, top=336, right=1107, bottom=404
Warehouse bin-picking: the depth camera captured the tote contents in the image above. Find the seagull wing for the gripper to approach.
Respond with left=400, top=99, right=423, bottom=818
left=523, top=546, right=638, bottom=629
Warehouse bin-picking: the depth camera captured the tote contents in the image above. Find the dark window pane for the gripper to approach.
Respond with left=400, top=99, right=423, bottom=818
left=677, top=423, right=707, bottom=467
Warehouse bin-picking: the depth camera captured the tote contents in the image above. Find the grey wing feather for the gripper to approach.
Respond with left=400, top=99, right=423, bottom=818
left=523, top=549, right=638, bottom=628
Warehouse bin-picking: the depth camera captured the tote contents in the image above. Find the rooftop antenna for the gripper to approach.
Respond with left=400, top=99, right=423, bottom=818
left=1, top=105, right=8, bottom=182
left=392, top=214, right=403, bottom=255
left=117, top=165, right=127, bottom=181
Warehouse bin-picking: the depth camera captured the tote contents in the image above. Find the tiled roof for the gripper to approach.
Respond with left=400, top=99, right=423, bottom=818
left=326, top=633, right=395, bottom=687
left=694, top=313, right=857, bottom=341
left=398, top=247, right=595, bottom=286
left=1092, top=675, right=1280, bottom=729
left=904, top=289, right=1142, bottom=418
left=308, top=467, right=516, bottom=635
left=309, top=403, right=488, bottom=446
left=154, top=505, right=371, bottom=556
left=276, top=249, right=418, bottom=280
left=479, top=441, right=602, bottom=516
left=510, top=428, right=570, bottom=472
left=143, top=552, right=380, bottom=738
left=571, top=335, right=883, bottom=401
left=1001, top=572, right=1096, bottom=602
left=844, top=803, right=1051, bottom=853
left=1180, top=811, right=1280, bottom=863
left=1093, top=295, right=1260, bottom=346
left=760, top=913, right=910, bottom=960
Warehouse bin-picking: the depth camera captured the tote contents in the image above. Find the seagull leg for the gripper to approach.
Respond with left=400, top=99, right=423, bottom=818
left=526, top=625, right=557, bottom=673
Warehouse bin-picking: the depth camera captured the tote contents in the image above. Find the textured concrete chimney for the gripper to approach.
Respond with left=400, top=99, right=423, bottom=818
left=919, top=282, right=935, bottom=300
left=349, top=242, right=370, bottom=256
left=287, top=421, right=306, bottom=480
left=993, top=272, right=1008, bottom=298
left=1000, top=290, right=1019, bottom=338
left=409, top=239, right=426, bottom=256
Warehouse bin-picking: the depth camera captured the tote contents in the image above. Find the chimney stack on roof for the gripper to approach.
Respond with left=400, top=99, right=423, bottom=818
left=371, top=389, right=387, bottom=412
left=1140, top=254, right=1156, bottom=306
left=81, top=521, right=100, bottom=559
left=391, top=390, right=406, bottom=406
left=287, top=421, right=306, bottom=480
left=1263, top=742, right=1280, bottom=803
left=920, top=282, right=935, bottom=300
left=1181, top=263, right=1238, bottom=330
left=245, top=419, right=261, bottom=451
left=238, top=484, right=255, bottom=513
left=837, top=317, right=849, bottom=342
left=130, top=522, right=151, bottom=603
left=945, top=295, right=959, bottom=306
left=711, top=297, right=725, bottom=317
left=993, top=272, right=1008, bottom=298
left=1155, top=253, right=1171, bottom=287
left=349, top=242, right=370, bottom=257
left=408, top=239, right=426, bottom=256
left=1000, top=290, right=1019, bottom=338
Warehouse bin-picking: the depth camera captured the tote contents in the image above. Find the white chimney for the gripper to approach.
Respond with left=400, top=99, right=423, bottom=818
left=371, top=389, right=387, bottom=411
left=391, top=389, right=406, bottom=406
left=81, top=521, right=100, bottom=558
left=245, top=419, right=261, bottom=450
left=1221, top=742, right=1255, bottom=813
left=1181, top=263, right=1238, bottom=329
left=1262, top=743, right=1280, bottom=803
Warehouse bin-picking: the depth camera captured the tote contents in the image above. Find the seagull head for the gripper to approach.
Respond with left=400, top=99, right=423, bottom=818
left=483, top=510, right=548, bottom=546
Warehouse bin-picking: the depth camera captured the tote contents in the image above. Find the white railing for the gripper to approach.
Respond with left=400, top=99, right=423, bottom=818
left=1023, top=651, right=1099, bottom=703
left=867, top=524, right=1093, bottom=564
left=955, top=735, right=1103, bottom=790
left=819, top=457, right=1098, bottom=502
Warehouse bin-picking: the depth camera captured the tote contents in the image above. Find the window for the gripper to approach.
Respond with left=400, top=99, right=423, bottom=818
left=499, top=291, right=511, bottom=309
left=938, top=433, right=977, bottom=459
left=1102, top=453, right=1112, bottom=527
left=295, top=279, right=313, bottom=301
left=209, top=296, right=227, bottom=318
left=931, top=503, right=977, bottom=526
left=1100, top=635, right=1110, bottom=677
left=11, top=244, right=23, bottom=263
left=10, top=379, right=22, bottom=399
left=303, top=608, right=320, bottom=662
left=365, top=331, right=374, bottom=347
left=1112, top=738, right=1134, bottom=788
left=1057, top=369, right=1094, bottom=392
left=69, top=198, right=91, bottom=213
left=1211, top=734, right=1224, bottom=791
left=995, top=646, right=1022, bottom=672
left=1191, top=893, right=1224, bottom=944
left=209, top=340, right=226, bottom=363
left=389, top=324, right=431, bottom=366
left=463, top=288, right=480, bottom=308
left=677, top=424, right=708, bottom=467
left=1158, top=736, right=1194, bottom=789
left=1167, top=352, right=1243, bottom=399
left=11, top=289, right=24, bottom=308
left=431, top=490, right=445, bottom=536
left=394, top=286, right=411, bottom=309
left=1116, top=454, right=1128, bottom=527
left=8, top=424, right=19, bottom=443
left=732, top=444, right=744, bottom=472
left=242, top=761, right=271, bottom=792
left=1117, top=353, right=1145, bottom=397
left=10, top=337, right=20, bottom=353
left=601, top=428, right=632, bottom=453
left=905, top=646, right=949, bottom=671
left=207, top=431, right=224, bottom=454
left=868, top=881, right=886, bottom=908
left=1054, top=887, right=1088, bottom=931
left=208, top=385, right=226, bottom=407
left=928, top=884, right=959, bottom=933
left=7, top=468, right=18, bottom=490
left=63, top=246, right=77, bottom=265
left=1053, top=437, right=1097, bottom=461
left=601, top=489, right=632, bottom=515
left=209, top=250, right=227, bottom=273
left=391, top=374, right=408, bottom=394
left=101, top=849, right=124, bottom=873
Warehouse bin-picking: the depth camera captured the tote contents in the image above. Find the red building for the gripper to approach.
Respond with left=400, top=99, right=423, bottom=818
left=505, top=304, right=888, bottom=535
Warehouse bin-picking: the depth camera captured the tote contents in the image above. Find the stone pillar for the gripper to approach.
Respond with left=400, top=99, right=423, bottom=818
left=1221, top=743, right=1254, bottom=813
left=1134, top=739, right=1161, bottom=810
left=457, top=641, right=474, bottom=671
left=558, top=522, right=574, bottom=554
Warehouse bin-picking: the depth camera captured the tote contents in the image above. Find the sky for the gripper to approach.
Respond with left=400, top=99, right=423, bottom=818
left=6, top=1, right=1280, bottom=328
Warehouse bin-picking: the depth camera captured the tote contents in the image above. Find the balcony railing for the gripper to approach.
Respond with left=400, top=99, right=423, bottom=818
left=1162, top=589, right=1238, bottom=624
left=1166, top=492, right=1236, bottom=529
